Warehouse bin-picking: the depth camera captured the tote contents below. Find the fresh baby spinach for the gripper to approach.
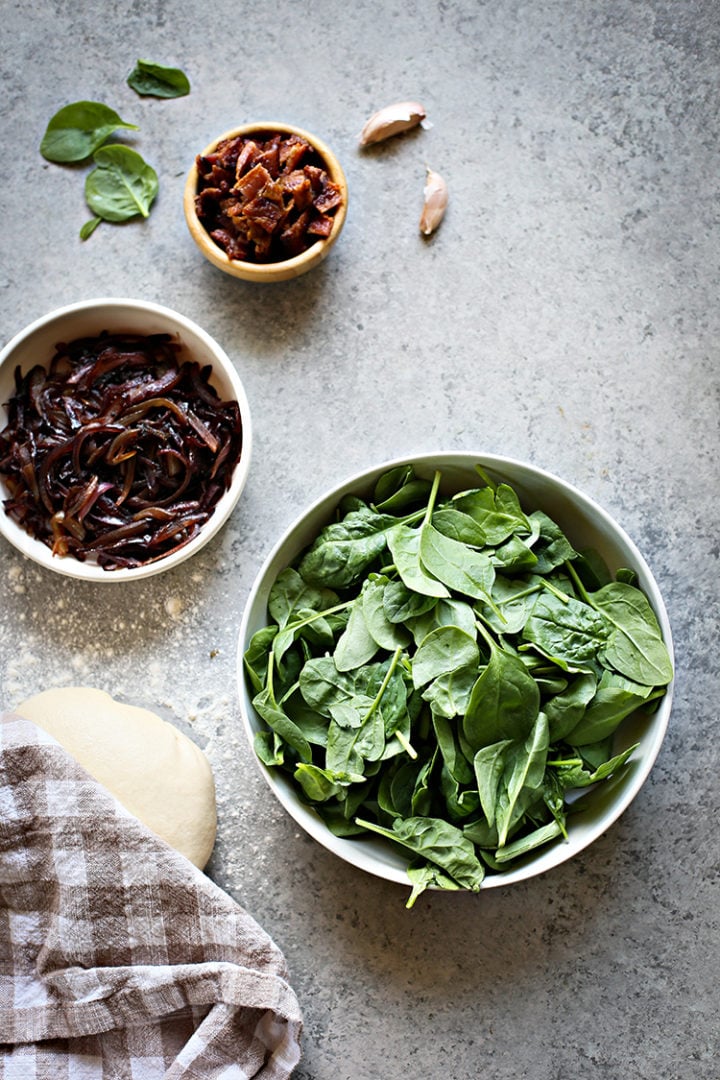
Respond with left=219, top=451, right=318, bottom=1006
left=127, top=59, right=191, bottom=98
left=40, top=101, right=138, bottom=163
left=244, top=463, right=673, bottom=906
left=82, top=145, right=159, bottom=238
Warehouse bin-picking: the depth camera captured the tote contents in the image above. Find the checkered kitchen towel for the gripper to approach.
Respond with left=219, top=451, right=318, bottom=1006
left=0, top=712, right=303, bottom=1079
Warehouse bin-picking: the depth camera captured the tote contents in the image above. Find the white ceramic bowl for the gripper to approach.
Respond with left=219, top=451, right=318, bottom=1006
left=0, top=298, right=252, bottom=581
left=238, top=452, right=674, bottom=892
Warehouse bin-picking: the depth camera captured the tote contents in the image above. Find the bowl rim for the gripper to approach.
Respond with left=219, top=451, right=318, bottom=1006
left=0, top=296, right=253, bottom=582
left=237, top=450, right=675, bottom=891
left=183, top=121, right=348, bottom=281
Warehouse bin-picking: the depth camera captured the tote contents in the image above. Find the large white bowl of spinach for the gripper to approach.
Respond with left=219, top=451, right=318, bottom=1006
left=238, top=454, right=673, bottom=905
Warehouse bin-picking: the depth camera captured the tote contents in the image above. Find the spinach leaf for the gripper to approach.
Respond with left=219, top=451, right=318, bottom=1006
left=333, top=591, right=379, bottom=672
left=543, top=672, right=597, bottom=742
left=386, top=523, right=450, bottom=597
left=406, top=597, right=477, bottom=645
left=453, top=483, right=529, bottom=544
left=406, top=862, right=461, bottom=908
left=463, top=636, right=540, bottom=750
left=294, top=763, right=347, bottom=802
left=84, top=144, right=158, bottom=225
left=493, top=819, right=564, bottom=863
left=476, top=575, right=543, bottom=635
left=361, top=575, right=412, bottom=650
left=127, top=59, right=191, bottom=98
left=522, top=592, right=609, bottom=673
left=299, top=509, right=413, bottom=588
left=356, top=816, right=485, bottom=891
left=412, top=626, right=479, bottom=688
left=551, top=743, right=638, bottom=791
left=592, top=582, right=674, bottom=686
left=243, top=624, right=278, bottom=693
left=40, top=100, right=138, bottom=162
left=423, top=664, right=478, bottom=720
left=419, top=524, right=496, bottom=600
left=566, top=672, right=663, bottom=746
left=326, top=706, right=385, bottom=774
left=269, top=567, right=338, bottom=629
left=298, top=656, right=357, bottom=715
left=252, top=685, right=312, bottom=764
left=383, top=579, right=438, bottom=623
left=527, top=511, right=577, bottom=572
left=473, top=712, right=549, bottom=846
left=373, top=465, right=432, bottom=513
left=431, top=507, right=487, bottom=546
left=491, top=534, right=539, bottom=572
left=432, top=713, right=475, bottom=784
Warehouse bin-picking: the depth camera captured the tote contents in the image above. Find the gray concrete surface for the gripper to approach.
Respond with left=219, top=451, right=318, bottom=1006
left=1, top=2, right=718, bottom=1077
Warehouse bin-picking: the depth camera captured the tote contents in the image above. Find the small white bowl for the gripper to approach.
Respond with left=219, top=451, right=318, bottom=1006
left=238, top=452, right=674, bottom=891
left=0, top=298, right=252, bottom=582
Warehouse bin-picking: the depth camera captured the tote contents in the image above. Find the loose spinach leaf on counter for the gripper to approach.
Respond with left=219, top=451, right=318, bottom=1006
left=127, top=59, right=191, bottom=98
left=244, top=463, right=674, bottom=906
left=40, top=100, right=138, bottom=162
left=82, top=145, right=158, bottom=236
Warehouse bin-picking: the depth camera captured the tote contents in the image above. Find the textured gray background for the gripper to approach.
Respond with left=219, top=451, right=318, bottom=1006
left=1, top=2, right=718, bottom=1077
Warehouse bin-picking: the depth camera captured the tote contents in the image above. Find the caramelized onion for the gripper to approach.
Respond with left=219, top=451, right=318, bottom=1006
left=0, top=332, right=243, bottom=570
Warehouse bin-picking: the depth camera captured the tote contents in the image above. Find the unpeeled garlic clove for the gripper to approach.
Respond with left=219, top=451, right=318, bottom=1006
left=419, top=168, right=448, bottom=235
left=359, top=101, right=427, bottom=146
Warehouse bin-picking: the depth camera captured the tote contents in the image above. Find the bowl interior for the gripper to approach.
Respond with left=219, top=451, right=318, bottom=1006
left=0, top=299, right=252, bottom=582
left=238, top=452, right=674, bottom=889
left=185, top=123, right=348, bottom=283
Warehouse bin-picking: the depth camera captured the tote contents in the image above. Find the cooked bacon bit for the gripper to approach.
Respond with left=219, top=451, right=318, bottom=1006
left=281, top=170, right=313, bottom=210
left=307, top=215, right=334, bottom=238
left=243, top=193, right=287, bottom=234
left=195, top=130, right=343, bottom=263
left=279, top=135, right=311, bottom=171
left=235, top=139, right=259, bottom=177
left=280, top=209, right=311, bottom=255
left=315, top=181, right=343, bottom=214
left=234, top=163, right=273, bottom=201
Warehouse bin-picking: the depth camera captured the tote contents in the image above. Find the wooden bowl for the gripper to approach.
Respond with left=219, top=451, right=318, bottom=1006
left=184, top=122, right=348, bottom=283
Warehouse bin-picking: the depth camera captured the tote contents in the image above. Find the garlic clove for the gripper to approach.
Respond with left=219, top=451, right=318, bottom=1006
left=419, top=167, right=448, bottom=235
left=359, top=101, right=427, bottom=146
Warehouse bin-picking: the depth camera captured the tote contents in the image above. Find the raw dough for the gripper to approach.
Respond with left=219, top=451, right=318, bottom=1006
left=14, top=686, right=217, bottom=869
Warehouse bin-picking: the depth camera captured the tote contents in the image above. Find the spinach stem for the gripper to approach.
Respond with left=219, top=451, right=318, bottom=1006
left=394, top=729, right=418, bottom=760
left=279, top=680, right=300, bottom=707
left=495, top=583, right=543, bottom=605
left=283, top=599, right=352, bottom=633
left=364, top=646, right=403, bottom=721
left=474, top=463, right=496, bottom=491
left=475, top=617, right=499, bottom=652
left=423, top=470, right=443, bottom=526
left=565, top=560, right=593, bottom=606
left=266, top=651, right=276, bottom=699
left=541, top=577, right=572, bottom=603
left=547, top=757, right=583, bottom=767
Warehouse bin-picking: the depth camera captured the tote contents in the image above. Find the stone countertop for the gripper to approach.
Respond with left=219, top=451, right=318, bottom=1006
left=1, top=2, right=718, bottom=1077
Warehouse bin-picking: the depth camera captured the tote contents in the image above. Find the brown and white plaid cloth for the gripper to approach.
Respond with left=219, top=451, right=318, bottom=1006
left=0, top=712, right=303, bottom=1079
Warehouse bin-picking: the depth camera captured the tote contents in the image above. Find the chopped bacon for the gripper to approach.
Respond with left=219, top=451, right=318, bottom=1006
left=234, top=163, right=273, bottom=202
left=194, top=130, right=343, bottom=264
left=281, top=170, right=313, bottom=210
left=279, top=135, right=311, bottom=170
left=315, top=181, right=343, bottom=214
left=307, top=214, right=334, bottom=238
left=280, top=209, right=311, bottom=255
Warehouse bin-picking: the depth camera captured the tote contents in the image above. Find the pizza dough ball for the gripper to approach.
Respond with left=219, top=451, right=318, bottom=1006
left=14, top=686, right=217, bottom=869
